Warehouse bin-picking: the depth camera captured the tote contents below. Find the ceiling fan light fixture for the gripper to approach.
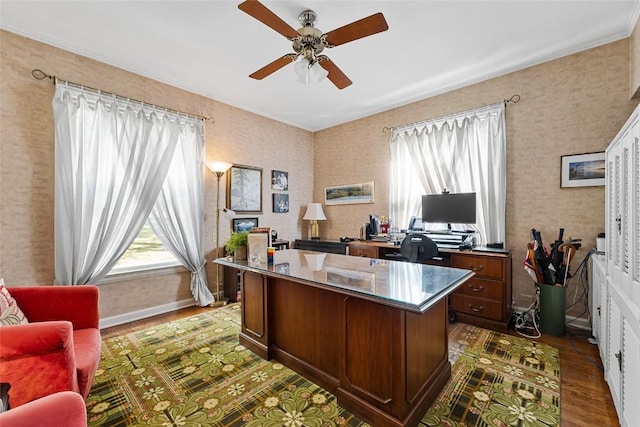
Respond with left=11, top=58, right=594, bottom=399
left=311, top=61, right=328, bottom=82
left=239, top=1, right=388, bottom=89
left=294, top=57, right=311, bottom=84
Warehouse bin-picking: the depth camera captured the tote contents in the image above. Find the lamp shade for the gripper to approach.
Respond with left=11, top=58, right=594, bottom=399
left=303, top=203, right=327, bottom=221
left=206, top=160, right=233, bottom=174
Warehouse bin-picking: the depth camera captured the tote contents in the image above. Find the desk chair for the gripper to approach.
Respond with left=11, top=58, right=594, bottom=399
left=400, top=233, right=439, bottom=263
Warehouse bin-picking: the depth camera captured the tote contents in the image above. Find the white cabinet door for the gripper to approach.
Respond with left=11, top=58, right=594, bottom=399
left=599, top=277, right=609, bottom=365
left=629, top=123, right=640, bottom=313
left=607, top=285, right=623, bottom=416
left=606, top=135, right=620, bottom=284
left=621, top=316, right=640, bottom=427
left=591, top=255, right=606, bottom=344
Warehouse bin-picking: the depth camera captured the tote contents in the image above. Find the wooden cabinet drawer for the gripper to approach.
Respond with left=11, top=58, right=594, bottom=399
left=348, top=245, right=378, bottom=258
left=450, top=294, right=503, bottom=321
left=451, top=254, right=504, bottom=281
left=454, top=277, right=503, bottom=301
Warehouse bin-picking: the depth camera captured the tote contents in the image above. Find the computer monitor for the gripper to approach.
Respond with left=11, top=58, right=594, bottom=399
left=421, top=192, right=476, bottom=229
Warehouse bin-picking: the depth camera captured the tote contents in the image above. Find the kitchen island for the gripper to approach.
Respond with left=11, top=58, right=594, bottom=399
left=214, top=249, right=473, bottom=427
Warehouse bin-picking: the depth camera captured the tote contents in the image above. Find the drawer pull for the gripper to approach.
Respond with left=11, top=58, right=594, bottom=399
left=468, top=284, right=484, bottom=292
left=468, top=264, right=484, bottom=272
left=468, top=304, right=484, bottom=312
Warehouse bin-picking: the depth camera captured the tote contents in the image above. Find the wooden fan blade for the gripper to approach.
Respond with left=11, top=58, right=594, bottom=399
left=249, top=55, right=294, bottom=80
left=319, top=58, right=352, bottom=90
left=238, top=0, right=298, bottom=39
left=324, top=13, right=388, bottom=47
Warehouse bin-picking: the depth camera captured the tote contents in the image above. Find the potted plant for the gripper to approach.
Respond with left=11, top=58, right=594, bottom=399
left=225, top=230, right=249, bottom=260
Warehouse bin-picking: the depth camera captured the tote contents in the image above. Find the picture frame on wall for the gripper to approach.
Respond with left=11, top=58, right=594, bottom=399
left=227, top=164, right=263, bottom=213
left=272, top=193, right=289, bottom=213
left=231, top=217, right=258, bottom=233
left=560, top=152, right=605, bottom=188
left=325, top=181, right=375, bottom=205
left=271, top=170, right=288, bottom=191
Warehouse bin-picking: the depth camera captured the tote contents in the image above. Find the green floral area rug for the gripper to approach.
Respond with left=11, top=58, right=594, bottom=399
left=87, top=304, right=560, bottom=426
left=424, top=323, right=560, bottom=426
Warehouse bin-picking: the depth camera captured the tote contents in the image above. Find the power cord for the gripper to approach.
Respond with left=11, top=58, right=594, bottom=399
left=514, top=287, right=541, bottom=339
left=565, top=249, right=594, bottom=329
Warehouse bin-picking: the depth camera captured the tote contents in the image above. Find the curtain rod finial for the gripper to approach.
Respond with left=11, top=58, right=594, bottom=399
left=504, top=94, right=520, bottom=104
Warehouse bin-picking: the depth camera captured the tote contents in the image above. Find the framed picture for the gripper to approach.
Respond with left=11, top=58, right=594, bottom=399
left=272, top=193, right=289, bottom=213
left=271, top=170, right=288, bottom=191
left=232, top=217, right=258, bottom=233
left=247, top=228, right=270, bottom=264
left=227, top=164, right=263, bottom=213
left=561, top=152, right=605, bottom=188
left=325, top=181, right=375, bottom=205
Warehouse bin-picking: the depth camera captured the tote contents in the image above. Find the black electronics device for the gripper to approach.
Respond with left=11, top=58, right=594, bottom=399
left=422, top=192, right=476, bottom=229
left=487, top=242, right=504, bottom=249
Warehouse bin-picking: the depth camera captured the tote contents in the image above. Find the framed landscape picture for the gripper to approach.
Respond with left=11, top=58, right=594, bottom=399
left=325, top=181, right=375, bottom=205
left=227, top=164, right=262, bottom=213
left=232, top=217, right=258, bottom=233
left=560, top=152, right=605, bottom=188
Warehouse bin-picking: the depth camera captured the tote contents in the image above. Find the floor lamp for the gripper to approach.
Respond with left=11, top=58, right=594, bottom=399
left=207, top=160, right=233, bottom=306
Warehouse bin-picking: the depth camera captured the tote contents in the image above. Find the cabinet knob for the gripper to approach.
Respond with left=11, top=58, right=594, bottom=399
left=468, top=284, right=484, bottom=292
left=468, top=264, right=484, bottom=272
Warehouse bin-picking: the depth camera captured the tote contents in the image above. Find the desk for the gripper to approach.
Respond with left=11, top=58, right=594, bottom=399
left=215, top=249, right=473, bottom=427
left=348, top=241, right=512, bottom=332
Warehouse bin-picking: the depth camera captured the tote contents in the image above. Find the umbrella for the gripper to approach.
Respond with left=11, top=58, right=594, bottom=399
left=534, top=230, right=554, bottom=285
left=557, top=242, right=578, bottom=286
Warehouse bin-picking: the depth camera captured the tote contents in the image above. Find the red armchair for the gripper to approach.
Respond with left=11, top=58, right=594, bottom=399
left=0, top=285, right=101, bottom=408
left=0, top=391, right=87, bottom=427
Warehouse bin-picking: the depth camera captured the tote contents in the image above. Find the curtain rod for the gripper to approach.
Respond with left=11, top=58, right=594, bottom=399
left=31, top=68, right=214, bottom=124
left=382, top=94, right=520, bottom=134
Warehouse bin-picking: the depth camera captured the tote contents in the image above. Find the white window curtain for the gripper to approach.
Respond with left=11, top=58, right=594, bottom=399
left=389, top=103, right=506, bottom=245
left=53, top=84, right=213, bottom=306
left=148, top=120, right=214, bottom=306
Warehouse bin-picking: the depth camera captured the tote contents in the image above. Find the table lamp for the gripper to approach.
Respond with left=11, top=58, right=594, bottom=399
left=303, top=203, right=326, bottom=240
left=207, top=160, right=233, bottom=306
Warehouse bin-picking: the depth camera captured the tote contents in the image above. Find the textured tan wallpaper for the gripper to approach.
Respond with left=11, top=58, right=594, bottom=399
left=0, top=30, right=314, bottom=318
left=631, top=16, right=640, bottom=98
left=315, top=39, right=639, bottom=308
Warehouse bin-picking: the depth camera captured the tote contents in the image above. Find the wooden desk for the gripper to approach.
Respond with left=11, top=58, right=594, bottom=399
left=348, top=241, right=512, bottom=332
left=215, top=249, right=473, bottom=427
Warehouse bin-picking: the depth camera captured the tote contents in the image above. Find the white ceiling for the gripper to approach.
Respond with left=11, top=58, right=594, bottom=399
left=1, top=1, right=639, bottom=131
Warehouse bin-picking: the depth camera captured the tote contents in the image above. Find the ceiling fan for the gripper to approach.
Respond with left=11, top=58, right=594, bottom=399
left=238, top=0, right=389, bottom=89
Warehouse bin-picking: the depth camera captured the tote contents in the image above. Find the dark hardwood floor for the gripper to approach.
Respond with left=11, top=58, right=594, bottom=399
left=102, top=306, right=620, bottom=426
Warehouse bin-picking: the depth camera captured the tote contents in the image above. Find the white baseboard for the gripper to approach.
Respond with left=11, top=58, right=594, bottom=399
left=512, top=305, right=592, bottom=332
left=100, top=298, right=196, bottom=330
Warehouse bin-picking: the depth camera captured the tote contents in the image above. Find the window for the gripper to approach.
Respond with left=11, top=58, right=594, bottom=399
left=389, top=104, right=506, bottom=245
left=110, top=223, right=179, bottom=274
